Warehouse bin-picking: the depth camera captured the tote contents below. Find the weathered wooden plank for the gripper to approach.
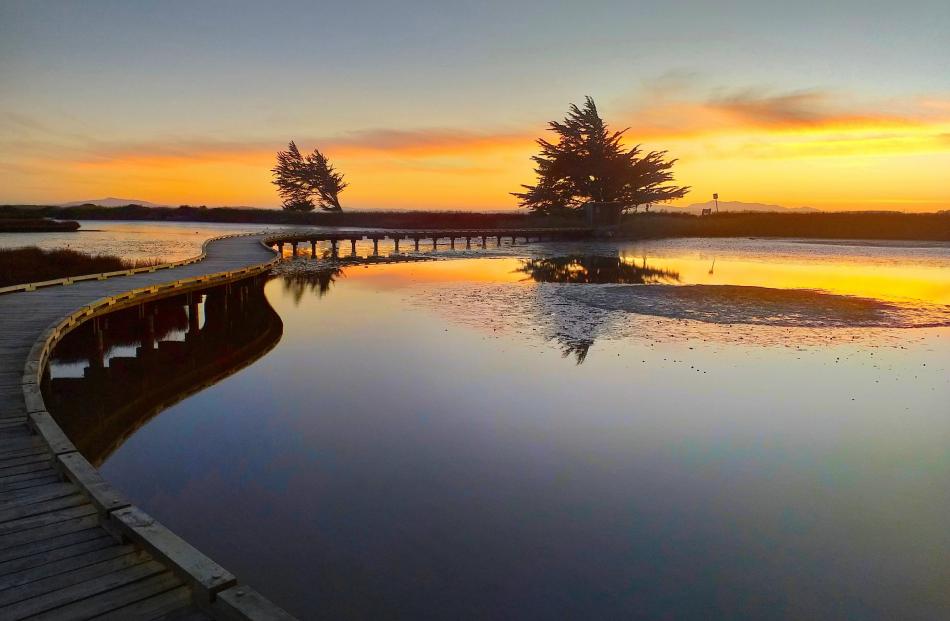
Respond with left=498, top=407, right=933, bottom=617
left=213, top=585, right=296, bottom=621
left=56, top=452, right=129, bottom=515
left=0, top=559, right=167, bottom=619
left=0, top=503, right=97, bottom=538
left=0, top=467, right=60, bottom=489
left=82, top=583, right=194, bottom=620
left=0, top=452, right=51, bottom=471
left=0, top=542, right=136, bottom=591
left=0, top=436, right=42, bottom=453
left=0, top=549, right=150, bottom=607
left=0, top=460, right=55, bottom=479
left=0, top=426, right=31, bottom=440
left=0, top=445, right=48, bottom=463
left=0, top=493, right=87, bottom=525
left=0, top=524, right=104, bottom=564
left=0, top=533, right=113, bottom=578
left=26, top=412, right=76, bottom=456
left=0, top=513, right=99, bottom=552
left=0, top=474, right=61, bottom=493
left=112, top=506, right=236, bottom=602
left=32, top=573, right=190, bottom=620
left=0, top=482, right=75, bottom=510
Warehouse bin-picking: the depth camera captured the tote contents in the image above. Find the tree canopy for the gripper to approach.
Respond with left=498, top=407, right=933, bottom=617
left=272, top=141, right=347, bottom=212
left=513, top=97, right=689, bottom=215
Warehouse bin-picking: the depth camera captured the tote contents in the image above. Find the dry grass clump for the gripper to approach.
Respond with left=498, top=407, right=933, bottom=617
left=0, top=246, right=162, bottom=287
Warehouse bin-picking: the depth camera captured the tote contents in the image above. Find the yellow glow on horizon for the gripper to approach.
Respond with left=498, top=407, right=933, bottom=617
left=618, top=253, right=950, bottom=306
left=4, top=107, right=948, bottom=211
left=342, top=254, right=950, bottom=308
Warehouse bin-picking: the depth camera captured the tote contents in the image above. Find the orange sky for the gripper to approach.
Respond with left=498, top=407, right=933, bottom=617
left=2, top=4, right=948, bottom=212
left=9, top=92, right=946, bottom=212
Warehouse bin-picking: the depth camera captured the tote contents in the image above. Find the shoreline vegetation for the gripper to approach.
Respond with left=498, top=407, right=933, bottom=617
left=0, top=216, right=80, bottom=233
left=0, top=246, right=160, bottom=287
left=2, top=204, right=949, bottom=241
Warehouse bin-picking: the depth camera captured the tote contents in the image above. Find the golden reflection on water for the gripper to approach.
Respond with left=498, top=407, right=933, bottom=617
left=326, top=246, right=950, bottom=307
left=622, top=252, right=950, bottom=305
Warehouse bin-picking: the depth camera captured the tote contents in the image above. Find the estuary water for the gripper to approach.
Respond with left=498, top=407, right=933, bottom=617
left=43, top=229, right=950, bottom=620
left=0, top=220, right=289, bottom=262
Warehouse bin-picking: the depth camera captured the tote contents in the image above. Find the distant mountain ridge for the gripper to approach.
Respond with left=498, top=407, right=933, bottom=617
left=59, top=197, right=166, bottom=208
left=669, top=200, right=820, bottom=215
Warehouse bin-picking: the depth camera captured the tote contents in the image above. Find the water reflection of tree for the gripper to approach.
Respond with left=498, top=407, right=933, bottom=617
left=560, top=339, right=593, bottom=364
left=518, top=255, right=679, bottom=364
left=516, top=255, right=680, bottom=285
left=281, top=268, right=344, bottom=305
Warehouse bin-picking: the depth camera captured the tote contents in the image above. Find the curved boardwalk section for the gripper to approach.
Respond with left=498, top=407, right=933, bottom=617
left=0, top=235, right=294, bottom=620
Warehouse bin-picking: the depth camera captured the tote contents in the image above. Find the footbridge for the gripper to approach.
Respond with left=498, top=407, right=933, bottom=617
left=0, top=234, right=293, bottom=620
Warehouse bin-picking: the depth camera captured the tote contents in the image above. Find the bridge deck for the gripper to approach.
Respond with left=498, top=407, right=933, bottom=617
left=0, top=235, right=282, bottom=620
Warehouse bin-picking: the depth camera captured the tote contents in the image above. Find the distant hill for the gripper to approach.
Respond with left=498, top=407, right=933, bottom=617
left=60, top=197, right=166, bottom=208
left=667, top=200, right=820, bottom=215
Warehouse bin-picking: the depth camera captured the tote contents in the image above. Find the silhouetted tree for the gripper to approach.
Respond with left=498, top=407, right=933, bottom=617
left=272, top=141, right=347, bottom=212
left=513, top=97, right=689, bottom=215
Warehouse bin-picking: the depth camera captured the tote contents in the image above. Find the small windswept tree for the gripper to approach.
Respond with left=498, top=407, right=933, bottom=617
left=272, top=141, right=347, bottom=212
left=513, top=97, right=688, bottom=215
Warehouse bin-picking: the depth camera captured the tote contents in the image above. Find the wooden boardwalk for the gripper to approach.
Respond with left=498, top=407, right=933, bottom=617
left=263, top=226, right=593, bottom=256
left=0, top=235, right=292, bottom=620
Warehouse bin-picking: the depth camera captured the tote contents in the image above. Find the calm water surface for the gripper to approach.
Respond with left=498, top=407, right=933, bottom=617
left=0, top=220, right=290, bottom=261
left=45, top=236, right=950, bottom=619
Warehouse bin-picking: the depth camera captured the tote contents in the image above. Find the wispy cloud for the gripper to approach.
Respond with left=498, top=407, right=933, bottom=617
left=613, top=80, right=950, bottom=162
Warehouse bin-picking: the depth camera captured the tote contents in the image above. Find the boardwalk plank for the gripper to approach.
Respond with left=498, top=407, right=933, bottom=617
left=0, top=445, right=49, bottom=463
left=0, top=474, right=62, bottom=493
left=0, top=525, right=105, bottom=564
left=0, top=503, right=97, bottom=538
left=31, top=571, right=187, bottom=620
left=0, top=558, right=166, bottom=619
left=0, top=544, right=138, bottom=593
left=0, top=468, right=60, bottom=489
left=0, top=460, right=55, bottom=478
left=0, top=426, right=31, bottom=440
left=86, top=583, right=194, bottom=620
left=0, top=452, right=51, bottom=471
left=0, top=482, right=76, bottom=509
left=0, top=513, right=99, bottom=552
left=0, top=437, right=43, bottom=453
left=0, top=534, right=113, bottom=578
left=0, top=493, right=88, bottom=525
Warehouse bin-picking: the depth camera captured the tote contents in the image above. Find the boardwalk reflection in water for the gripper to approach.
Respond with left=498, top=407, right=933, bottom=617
left=516, top=255, right=680, bottom=285
left=26, top=246, right=950, bottom=619
left=43, top=275, right=282, bottom=465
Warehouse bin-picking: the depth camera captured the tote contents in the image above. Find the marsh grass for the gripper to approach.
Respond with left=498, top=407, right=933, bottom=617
left=0, top=246, right=162, bottom=287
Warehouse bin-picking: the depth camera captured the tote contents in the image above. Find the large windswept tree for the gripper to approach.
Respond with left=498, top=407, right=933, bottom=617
left=272, top=141, right=347, bottom=212
left=513, top=97, right=688, bottom=215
